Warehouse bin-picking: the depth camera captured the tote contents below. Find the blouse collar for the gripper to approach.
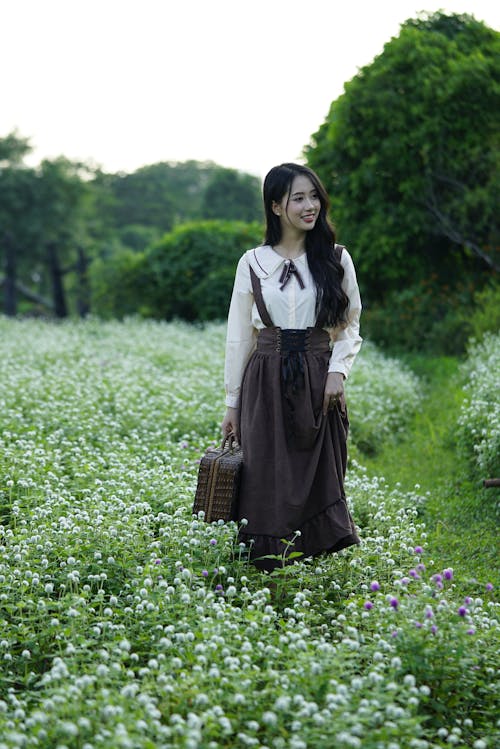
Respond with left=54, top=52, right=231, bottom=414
left=249, top=245, right=307, bottom=279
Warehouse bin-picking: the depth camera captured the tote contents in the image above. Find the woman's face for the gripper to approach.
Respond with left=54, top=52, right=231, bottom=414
left=272, top=175, right=321, bottom=236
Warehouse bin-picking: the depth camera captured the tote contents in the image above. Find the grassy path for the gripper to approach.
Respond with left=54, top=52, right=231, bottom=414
left=359, top=354, right=499, bottom=589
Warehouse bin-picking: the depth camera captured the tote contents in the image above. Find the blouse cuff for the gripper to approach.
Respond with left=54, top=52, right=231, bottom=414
left=225, top=393, right=240, bottom=409
left=328, top=362, right=349, bottom=378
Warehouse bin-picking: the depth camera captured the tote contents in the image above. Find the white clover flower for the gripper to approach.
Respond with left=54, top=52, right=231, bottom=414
left=274, top=695, right=291, bottom=711
left=289, top=737, right=306, bottom=749
left=261, top=711, right=277, bottom=726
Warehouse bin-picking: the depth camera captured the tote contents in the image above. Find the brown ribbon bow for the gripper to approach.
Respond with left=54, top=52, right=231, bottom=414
left=279, top=260, right=305, bottom=291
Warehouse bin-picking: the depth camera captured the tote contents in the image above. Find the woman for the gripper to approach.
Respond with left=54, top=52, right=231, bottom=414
left=221, top=163, right=362, bottom=571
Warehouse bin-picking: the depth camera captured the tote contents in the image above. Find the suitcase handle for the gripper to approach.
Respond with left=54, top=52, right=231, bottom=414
left=222, top=432, right=240, bottom=452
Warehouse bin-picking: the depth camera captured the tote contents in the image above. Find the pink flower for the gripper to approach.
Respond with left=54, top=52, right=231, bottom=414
left=364, top=601, right=373, bottom=610
left=370, top=581, right=380, bottom=592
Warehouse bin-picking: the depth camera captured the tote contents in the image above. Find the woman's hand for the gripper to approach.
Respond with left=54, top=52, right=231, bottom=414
left=323, top=372, right=345, bottom=415
left=221, top=407, right=239, bottom=441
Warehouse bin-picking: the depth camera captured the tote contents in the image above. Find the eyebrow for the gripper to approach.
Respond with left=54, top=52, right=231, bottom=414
left=290, top=189, right=317, bottom=197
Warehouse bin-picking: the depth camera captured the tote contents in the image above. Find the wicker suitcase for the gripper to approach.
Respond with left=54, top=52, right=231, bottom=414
left=193, top=435, right=243, bottom=522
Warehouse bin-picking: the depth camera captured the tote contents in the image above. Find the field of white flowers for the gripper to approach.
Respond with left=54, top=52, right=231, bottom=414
left=457, top=333, right=500, bottom=481
left=0, top=318, right=498, bottom=749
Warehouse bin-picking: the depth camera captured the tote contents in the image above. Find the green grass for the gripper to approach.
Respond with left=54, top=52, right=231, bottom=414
left=359, top=353, right=500, bottom=589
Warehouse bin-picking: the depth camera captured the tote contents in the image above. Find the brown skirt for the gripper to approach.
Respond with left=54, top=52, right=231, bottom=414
left=237, top=327, right=359, bottom=571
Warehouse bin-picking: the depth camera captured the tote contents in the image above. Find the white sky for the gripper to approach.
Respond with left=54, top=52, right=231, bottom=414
left=2, top=0, right=499, bottom=178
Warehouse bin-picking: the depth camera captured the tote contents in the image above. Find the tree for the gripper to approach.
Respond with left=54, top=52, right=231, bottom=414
left=106, top=160, right=222, bottom=234
left=0, top=133, right=42, bottom=315
left=201, top=168, right=263, bottom=223
left=35, top=158, right=95, bottom=317
left=0, top=133, right=102, bottom=318
left=306, top=12, right=499, bottom=302
left=103, top=161, right=262, bottom=238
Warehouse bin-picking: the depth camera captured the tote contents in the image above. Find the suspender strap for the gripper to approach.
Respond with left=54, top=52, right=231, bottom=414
left=249, top=266, right=274, bottom=328
left=334, top=244, right=345, bottom=262
left=249, top=245, right=344, bottom=329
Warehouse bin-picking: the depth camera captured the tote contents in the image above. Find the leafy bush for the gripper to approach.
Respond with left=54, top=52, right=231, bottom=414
left=469, top=281, right=500, bottom=340
left=457, top=332, right=500, bottom=480
left=146, top=220, right=263, bottom=321
left=89, top=248, right=155, bottom=319
left=361, top=277, right=481, bottom=355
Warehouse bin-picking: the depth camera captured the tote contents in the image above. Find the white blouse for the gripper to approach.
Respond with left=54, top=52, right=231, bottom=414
left=224, top=244, right=362, bottom=408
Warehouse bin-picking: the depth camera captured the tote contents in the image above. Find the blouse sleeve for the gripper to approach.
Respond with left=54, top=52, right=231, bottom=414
left=224, top=254, right=257, bottom=408
left=328, top=249, right=362, bottom=378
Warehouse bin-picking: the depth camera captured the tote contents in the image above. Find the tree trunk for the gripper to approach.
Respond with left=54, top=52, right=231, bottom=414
left=2, top=232, right=17, bottom=316
left=46, top=241, right=68, bottom=318
left=0, top=276, right=54, bottom=311
left=75, top=245, right=90, bottom=318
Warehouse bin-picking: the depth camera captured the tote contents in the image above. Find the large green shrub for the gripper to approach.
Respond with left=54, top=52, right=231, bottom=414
left=361, top=276, right=499, bottom=355
left=360, top=277, right=482, bottom=355
left=469, top=281, right=500, bottom=340
left=146, top=220, right=263, bottom=321
left=89, top=248, right=155, bottom=319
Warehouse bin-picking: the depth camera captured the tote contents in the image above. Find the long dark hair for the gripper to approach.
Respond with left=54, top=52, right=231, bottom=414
left=262, top=163, right=348, bottom=327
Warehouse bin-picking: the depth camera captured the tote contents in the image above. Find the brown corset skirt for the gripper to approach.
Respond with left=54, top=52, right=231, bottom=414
left=237, top=326, right=359, bottom=571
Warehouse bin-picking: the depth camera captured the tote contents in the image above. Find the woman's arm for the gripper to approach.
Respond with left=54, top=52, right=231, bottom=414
left=328, top=248, right=363, bottom=379
left=222, top=254, right=257, bottom=438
